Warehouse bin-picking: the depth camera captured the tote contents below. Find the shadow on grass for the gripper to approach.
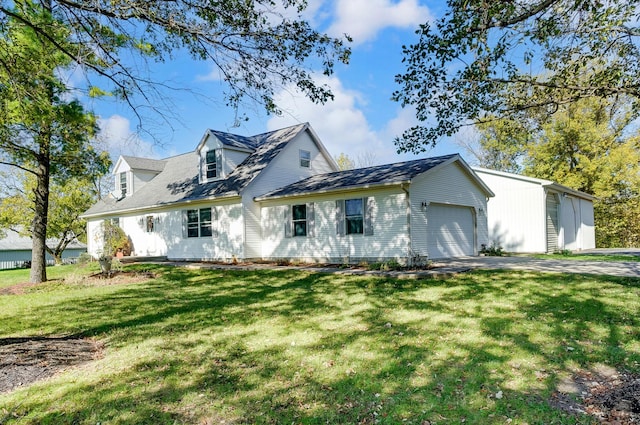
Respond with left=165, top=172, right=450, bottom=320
left=1, top=267, right=639, bottom=424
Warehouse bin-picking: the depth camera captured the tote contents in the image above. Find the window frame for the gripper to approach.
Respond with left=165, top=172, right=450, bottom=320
left=299, top=149, right=311, bottom=168
left=145, top=216, right=155, bottom=233
left=119, top=172, right=127, bottom=196
left=292, top=204, right=307, bottom=237
left=345, top=198, right=364, bottom=235
left=205, top=150, right=217, bottom=179
left=184, top=208, right=217, bottom=238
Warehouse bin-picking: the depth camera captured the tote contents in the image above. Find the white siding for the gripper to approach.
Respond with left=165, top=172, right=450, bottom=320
left=474, top=170, right=546, bottom=253
left=411, top=163, right=489, bottom=257
left=243, top=130, right=337, bottom=259
left=260, top=188, right=409, bottom=262
left=87, top=201, right=245, bottom=261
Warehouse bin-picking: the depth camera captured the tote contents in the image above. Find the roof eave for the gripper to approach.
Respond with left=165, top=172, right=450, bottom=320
left=80, top=193, right=242, bottom=219
left=254, top=180, right=410, bottom=202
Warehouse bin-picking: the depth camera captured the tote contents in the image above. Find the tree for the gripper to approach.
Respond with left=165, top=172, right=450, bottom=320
left=0, top=5, right=110, bottom=282
left=334, top=153, right=355, bottom=170
left=0, top=174, right=101, bottom=264
left=464, top=118, right=530, bottom=173
left=0, top=0, right=351, bottom=122
left=393, top=0, right=640, bottom=152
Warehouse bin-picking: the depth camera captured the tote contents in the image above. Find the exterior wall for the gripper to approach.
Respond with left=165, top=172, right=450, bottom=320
left=474, top=171, right=546, bottom=253
left=260, top=188, right=409, bottom=262
left=242, top=130, right=337, bottom=259
left=411, top=163, right=490, bottom=257
left=559, top=195, right=596, bottom=251
left=87, top=200, right=245, bottom=261
left=0, top=249, right=86, bottom=270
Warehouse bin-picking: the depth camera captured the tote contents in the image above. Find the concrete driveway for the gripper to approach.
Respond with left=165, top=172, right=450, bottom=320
left=432, top=250, right=640, bottom=278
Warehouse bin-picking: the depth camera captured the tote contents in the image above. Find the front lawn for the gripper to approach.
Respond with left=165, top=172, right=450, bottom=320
left=1, top=265, right=638, bottom=424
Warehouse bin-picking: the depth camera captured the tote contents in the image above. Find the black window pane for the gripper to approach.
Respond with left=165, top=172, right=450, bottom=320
left=200, top=224, right=212, bottom=237
left=346, top=217, right=363, bottom=234
left=294, top=222, right=307, bottom=237
left=200, top=209, right=211, bottom=222
left=187, top=210, right=198, bottom=223
left=292, top=205, right=306, bottom=220
left=206, top=150, right=216, bottom=162
left=187, top=227, right=199, bottom=238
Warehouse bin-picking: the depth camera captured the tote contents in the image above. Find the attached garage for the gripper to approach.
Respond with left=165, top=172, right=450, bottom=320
left=427, top=204, right=475, bottom=259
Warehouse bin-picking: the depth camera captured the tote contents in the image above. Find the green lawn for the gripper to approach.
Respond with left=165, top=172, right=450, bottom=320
left=528, top=253, right=640, bottom=262
left=1, top=264, right=638, bottom=424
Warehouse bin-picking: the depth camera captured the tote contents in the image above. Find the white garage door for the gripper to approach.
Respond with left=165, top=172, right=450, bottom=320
left=427, top=204, right=475, bottom=259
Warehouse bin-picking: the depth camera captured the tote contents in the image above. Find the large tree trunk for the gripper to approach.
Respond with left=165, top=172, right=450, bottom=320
left=30, top=160, right=50, bottom=283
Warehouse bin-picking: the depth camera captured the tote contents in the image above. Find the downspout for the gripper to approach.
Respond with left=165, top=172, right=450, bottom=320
left=400, top=183, right=411, bottom=265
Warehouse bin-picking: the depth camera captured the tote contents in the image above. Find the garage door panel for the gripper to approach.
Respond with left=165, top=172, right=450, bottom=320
left=427, top=204, right=474, bottom=259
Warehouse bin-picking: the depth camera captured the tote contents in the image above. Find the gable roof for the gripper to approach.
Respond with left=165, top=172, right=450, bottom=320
left=82, top=123, right=310, bottom=217
left=256, top=154, right=493, bottom=200
left=473, top=167, right=596, bottom=201
left=120, top=156, right=167, bottom=172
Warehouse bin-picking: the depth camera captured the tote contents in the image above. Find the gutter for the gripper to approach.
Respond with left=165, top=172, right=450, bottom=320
left=80, top=193, right=242, bottom=219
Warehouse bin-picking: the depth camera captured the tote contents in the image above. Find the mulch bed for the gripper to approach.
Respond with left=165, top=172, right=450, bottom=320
left=0, top=336, right=103, bottom=394
left=551, top=365, right=640, bottom=424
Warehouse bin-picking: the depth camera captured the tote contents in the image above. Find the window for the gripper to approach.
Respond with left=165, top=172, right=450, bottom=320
left=299, top=150, right=310, bottom=168
left=119, top=172, right=127, bottom=195
left=345, top=198, right=364, bottom=234
left=284, top=203, right=314, bottom=238
left=292, top=204, right=307, bottom=237
left=205, top=150, right=217, bottom=179
left=336, top=198, right=374, bottom=236
left=186, top=208, right=212, bottom=238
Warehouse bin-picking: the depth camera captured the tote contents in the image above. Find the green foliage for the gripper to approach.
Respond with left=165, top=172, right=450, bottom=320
left=101, top=221, right=131, bottom=257
left=393, top=0, right=640, bottom=151
left=0, top=267, right=638, bottom=423
left=480, top=243, right=504, bottom=256
left=0, top=3, right=111, bottom=282
left=0, top=0, right=350, bottom=118
left=334, top=152, right=355, bottom=170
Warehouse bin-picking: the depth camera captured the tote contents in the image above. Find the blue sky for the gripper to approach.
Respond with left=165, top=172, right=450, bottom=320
left=91, top=0, right=469, bottom=166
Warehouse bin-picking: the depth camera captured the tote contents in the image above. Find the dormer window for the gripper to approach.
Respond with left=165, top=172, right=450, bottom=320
left=206, top=150, right=217, bottom=179
left=119, top=172, right=127, bottom=196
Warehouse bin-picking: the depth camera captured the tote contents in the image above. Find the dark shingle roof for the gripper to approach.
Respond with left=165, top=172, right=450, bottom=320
left=207, top=130, right=259, bottom=151
left=257, top=154, right=459, bottom=200
left=83, top=123, right=308, bottom=216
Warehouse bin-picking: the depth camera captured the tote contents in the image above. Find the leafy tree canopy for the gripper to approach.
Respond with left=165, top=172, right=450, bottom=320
left=393, top=0, right=640, bottom=152
left=0, top=173, right=99, bottom=263
left=0, top=0, right=351, bottom=122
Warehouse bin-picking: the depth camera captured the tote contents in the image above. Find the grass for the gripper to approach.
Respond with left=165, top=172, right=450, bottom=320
left=0, top=264, right=639, bottom=424
left=0, top=264, right=94, bottom=289
left=529, top=253, right=640, bottom=262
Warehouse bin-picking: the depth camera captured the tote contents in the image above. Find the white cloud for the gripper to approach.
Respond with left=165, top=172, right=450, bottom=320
left=96, top=115, right=157, bottom=161
left=267, top=75, right=416, bottom=165
left=327, top=0, right=432, bottom=45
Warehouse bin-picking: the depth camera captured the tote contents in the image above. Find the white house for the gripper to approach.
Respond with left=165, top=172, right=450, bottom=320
left=82, top=123, right=494, bottom=263
left=473, top=168, right=596, bottom=253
